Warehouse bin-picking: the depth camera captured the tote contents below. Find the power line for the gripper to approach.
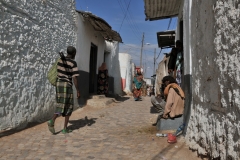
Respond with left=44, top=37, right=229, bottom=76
left=167, top=18, right=172, bottom=30
left=123, top=0, right=143, bottom=34
left=117, top=0, right=142, bottom=41
left=118, top=0, right=132, bottom=33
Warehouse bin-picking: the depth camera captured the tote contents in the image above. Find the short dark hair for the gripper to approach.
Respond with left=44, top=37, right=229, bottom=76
left=162, top=76, right=177, bottom=84
left=67, top=46, right=76, bottom=55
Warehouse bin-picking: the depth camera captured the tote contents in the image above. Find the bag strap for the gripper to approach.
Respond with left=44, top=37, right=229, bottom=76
left=59, top=52, right=70, bottom=77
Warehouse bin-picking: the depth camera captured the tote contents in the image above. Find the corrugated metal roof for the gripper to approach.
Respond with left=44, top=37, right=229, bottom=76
left=77, top=10, right=122, bottom=42
left=144, top=0, right=182, bottom=21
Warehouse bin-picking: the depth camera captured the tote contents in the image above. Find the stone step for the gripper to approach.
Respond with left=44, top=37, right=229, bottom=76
left=156, top=116, right=183, bottom=131
left=90, top=95, right=106, bottom=99
left=87, top=97, right=115, bottom=108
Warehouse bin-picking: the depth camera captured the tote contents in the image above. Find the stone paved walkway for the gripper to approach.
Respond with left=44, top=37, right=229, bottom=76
left=0, top=96, right=203, bottom=160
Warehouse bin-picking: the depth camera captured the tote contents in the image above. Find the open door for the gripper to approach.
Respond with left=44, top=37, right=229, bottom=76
left=89, top=43, right=98, bottom=94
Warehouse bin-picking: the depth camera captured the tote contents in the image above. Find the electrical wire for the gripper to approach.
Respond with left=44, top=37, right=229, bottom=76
left=118, top=0, right=132, bottom=33
left=117, top=0, right=142, bottom=41
left=167, top=18, right=172, bottom=30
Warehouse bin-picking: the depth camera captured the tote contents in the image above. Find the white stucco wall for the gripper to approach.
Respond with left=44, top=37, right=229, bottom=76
left=75, top=13, right=121, bottom=97
left=183, top=0, right=240, bottom=159
left=105, top=41, right=122, bottom=95
left=155, top=55, right=169, bottom=95
left=75, top=13, right=105, bottom=73
left=0, top=0, right=77, bottom=130
left=119, top=53, right=132, bottom=94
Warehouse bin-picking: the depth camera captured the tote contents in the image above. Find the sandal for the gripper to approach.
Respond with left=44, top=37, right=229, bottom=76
left=47, top=120, right=55, bottom=134
left=61, top=128, right=72, bottom=134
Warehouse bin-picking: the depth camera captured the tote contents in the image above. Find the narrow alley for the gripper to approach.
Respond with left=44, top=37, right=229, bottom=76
left=0, top=96, right=203, bottom=160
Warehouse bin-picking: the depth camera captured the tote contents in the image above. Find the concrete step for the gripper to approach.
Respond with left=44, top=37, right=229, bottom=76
left=87, top=97, right=115, bottom=108
left=156, top=116, right=183, bottom=131
left=90, top=95, right=106, bottom=99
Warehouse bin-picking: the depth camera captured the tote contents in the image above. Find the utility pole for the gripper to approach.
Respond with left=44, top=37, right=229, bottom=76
left=153, top=48, right=156, bottom=75
left=140, top=33, right=144, bottom=68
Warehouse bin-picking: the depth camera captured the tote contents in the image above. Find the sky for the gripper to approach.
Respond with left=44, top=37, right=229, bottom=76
left=75, top=0, right=177, bottom=78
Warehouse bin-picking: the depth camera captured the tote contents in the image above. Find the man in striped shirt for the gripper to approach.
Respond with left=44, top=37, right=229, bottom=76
left=48, top=46, right=80, bottom=134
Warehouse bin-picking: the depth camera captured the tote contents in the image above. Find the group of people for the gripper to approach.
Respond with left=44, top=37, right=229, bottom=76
left=47, top=40, right=184, bottom=134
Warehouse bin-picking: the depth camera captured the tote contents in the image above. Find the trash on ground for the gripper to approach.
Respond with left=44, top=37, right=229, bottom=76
left=156, top=133, right=168, bottom=137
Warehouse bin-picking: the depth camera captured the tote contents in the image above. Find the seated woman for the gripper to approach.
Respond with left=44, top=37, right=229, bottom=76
left=152, top=76, right=185, bottom=121
left=132, top=69, right=143, bottom=101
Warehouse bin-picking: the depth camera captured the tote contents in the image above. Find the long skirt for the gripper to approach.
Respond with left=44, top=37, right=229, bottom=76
left=55, top=79, right=73, bottom=117
left=133, top=88, right=142, bottom=101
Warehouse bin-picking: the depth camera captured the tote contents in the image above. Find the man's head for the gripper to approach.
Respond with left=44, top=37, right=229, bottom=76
left=67, top=46, right=76, bottom=58
left=162, top=76, right=177, bottom=86
left=175, top=40, right=183, bottom=52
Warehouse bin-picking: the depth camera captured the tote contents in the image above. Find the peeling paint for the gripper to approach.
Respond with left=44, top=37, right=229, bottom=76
left=183, top=0, right=240, bottom=159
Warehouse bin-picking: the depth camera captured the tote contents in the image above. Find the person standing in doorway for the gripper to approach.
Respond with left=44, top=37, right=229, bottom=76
left=168, top=47, right=178, bottom=77
left=48, top=46, right=80, bottom=134
left=97, top=62, right=109, bottom=96
left=175, top=40, right=183, bottom=87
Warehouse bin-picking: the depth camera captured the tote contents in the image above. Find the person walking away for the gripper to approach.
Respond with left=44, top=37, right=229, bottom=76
left=175, top=40, right=183, bottom=87
left=132, top=69, right=143, bottom=101
left=48, top=46, right=80, bottom=134
left=97, top=62, right=109, bottom=96
left=152, top=76, right=185, bottom=124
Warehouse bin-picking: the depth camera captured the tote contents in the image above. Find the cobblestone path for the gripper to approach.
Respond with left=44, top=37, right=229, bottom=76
left=0, top=96, right=203, bottom=160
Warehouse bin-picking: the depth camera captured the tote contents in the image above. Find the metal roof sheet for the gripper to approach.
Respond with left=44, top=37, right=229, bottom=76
left=77, top=10, right=122, bottom=42
left=144, top=0, right=182, bottom=21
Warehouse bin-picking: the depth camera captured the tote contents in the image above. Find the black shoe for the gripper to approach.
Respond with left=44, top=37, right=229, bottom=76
left=152, top=122, right=158, bottom=126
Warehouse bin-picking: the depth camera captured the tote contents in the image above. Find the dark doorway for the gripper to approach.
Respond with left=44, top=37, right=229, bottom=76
left=89, top=43, right=98, bottom=93
left=180, top=20, right=183, bottom=43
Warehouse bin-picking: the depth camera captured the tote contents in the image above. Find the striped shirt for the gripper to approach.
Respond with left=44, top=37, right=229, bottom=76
left=57, top=58, right=79, bottom=85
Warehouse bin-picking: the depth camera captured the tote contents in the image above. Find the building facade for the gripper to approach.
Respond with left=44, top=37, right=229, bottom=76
left=0, top=0, right=77, bottom=130
left=0, top=1, right=122, bottom=131
left=144, top=0, right=240, bottom=159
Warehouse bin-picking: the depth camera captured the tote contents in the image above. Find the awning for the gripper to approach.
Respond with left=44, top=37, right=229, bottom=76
left=157, top=30, right=175, bottom=49
left=144, top=0, right=182, bottom=21
left=77, top=10, right=122, bottom=42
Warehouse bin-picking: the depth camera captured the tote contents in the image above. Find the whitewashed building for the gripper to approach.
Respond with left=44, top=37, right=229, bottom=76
left=119, top=53, right=133, bottom=94
left=0, top=1, right=122, bottom=131
left=144, top=0, right=240, bottom=159
left=75, top=11, right=122, bottom=103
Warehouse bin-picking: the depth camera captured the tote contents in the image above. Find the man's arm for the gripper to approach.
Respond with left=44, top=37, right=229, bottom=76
left=73, top=76, right=80, bottom=98
left=162, top=88, right=174, bottom=119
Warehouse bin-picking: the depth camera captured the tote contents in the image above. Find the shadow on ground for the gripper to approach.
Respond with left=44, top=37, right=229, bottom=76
left=0, top=121, right=44, bottom=138
left=68, top=116, right=97, bottom=131
left=151, top=143, right=184, bottom=160
left=106, top=94, right=130, bottom=102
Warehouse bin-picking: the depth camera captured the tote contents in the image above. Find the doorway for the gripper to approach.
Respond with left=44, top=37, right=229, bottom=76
left=89, top=43, right=98, bottom=93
